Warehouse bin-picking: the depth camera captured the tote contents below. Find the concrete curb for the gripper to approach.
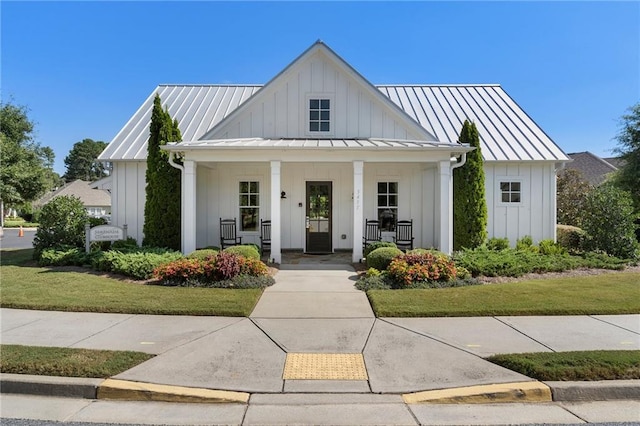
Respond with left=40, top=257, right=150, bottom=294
left=544, top=379, right=640, bottom=401
left=1, top=374, right=638, bottom=404
left=402, top=381, right=552, bottom=404
left=0, top=373, right=102, bottom=399
left=97, top=379, right=249, bottom=404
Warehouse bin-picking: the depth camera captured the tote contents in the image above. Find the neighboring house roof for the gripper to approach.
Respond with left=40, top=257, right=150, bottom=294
left=35, top=180, right=111, bottom=208
left=603, top=156, right=625, bottom=169
left=565, top=152, right=618, bottom=186
left=99, top=42, right=568, bottom=163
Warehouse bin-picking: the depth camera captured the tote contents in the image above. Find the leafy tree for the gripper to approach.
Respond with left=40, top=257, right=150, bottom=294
left=0, top=101, right=58, bottom=221
left=613, top=102, right=640, bottom=210
left=143, top=94, right=182, bottom=250
left=581, top=183, right=639, bottom=259
left=556, top=169, right=593, bottom=228
left=33, top=195, right=89, bottom=258
left=453, top=120, right=488, bottom=250
left=63, top=138, right=109, bottom=182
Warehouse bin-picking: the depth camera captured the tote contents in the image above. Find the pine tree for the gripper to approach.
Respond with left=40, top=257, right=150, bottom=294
left=143, top=94, right=182, bottom=250
left=453, top=120, right=488, bottom=250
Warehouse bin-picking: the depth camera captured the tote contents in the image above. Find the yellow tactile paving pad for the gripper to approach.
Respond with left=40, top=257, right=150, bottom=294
left=283, top=353, right=368, bottom=380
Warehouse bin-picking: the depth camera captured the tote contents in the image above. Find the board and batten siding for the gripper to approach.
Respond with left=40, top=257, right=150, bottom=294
left=485, top=162, right=557, bottom=245
left=110, top=161, right=147, bottom=244
left=206, top=53, right=423, bottom=141
left=193, top=162, right=438, bottom=251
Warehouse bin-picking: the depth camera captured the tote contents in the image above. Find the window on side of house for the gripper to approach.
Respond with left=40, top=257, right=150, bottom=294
left=500, top=181, right=521, bottom=203
left=377, top=182, right=398, bottom=232
left=309, top=98, right=330, bottom=132
left=239, top=181, right=259, bottom=231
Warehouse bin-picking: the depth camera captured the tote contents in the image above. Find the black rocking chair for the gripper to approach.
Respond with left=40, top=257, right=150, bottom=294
left=363, top=219, right=382, bottom=252
left=260, top=219, right=271, bottom=255
left=220, top=218, right=242, bottom=249
left=394, top=219, right=414, bottom=251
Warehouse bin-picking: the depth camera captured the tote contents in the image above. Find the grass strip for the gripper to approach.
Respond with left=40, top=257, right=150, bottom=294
left=0, top=345, right=154, bottom=378
left=487, top=350, right=640, bottom=381
left=1, top=250, right=263, bottom=316
left=367, top=273, right=640, bottom=317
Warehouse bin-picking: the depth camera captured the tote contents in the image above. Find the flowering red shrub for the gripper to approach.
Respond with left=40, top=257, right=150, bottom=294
left=388, top=251, right=457, bottom=286
left=153, top=252, right=270, bottom=286
left=153, top=257, right=215, bottom=285
left=214, top=251, right=242, bottom=280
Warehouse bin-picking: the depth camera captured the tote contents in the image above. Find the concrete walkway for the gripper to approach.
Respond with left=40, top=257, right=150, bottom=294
left=2, top=264, right=639, bottom=398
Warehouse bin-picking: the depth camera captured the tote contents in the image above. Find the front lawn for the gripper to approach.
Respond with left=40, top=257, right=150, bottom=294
left=1, top=249, right=263, bottom=316
left=367, top=273, right=640, bottom=317
left=487, top=350, right=640, bottom=381
left=0, top=345, right=153, bottom=378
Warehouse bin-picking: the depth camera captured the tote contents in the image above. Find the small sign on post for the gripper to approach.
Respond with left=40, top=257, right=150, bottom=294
left=86, top=223, right=128, bottom=253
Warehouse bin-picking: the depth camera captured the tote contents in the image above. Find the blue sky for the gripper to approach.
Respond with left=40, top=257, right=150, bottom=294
left=2, top=1, right=638, bottom=175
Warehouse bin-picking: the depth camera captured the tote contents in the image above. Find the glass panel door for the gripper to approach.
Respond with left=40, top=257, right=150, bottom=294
left=305, top=181, right=332, bottom=253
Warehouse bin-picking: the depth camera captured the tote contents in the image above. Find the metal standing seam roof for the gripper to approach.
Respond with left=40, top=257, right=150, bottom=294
left=163, top=137, right=473, bottom=151
left=99, top=84, right=568, bottom=162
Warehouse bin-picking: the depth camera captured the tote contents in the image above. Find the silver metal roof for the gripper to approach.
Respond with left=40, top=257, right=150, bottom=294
left=99, top=84, right=568, bottom=162
left=163, top=137, right=473, bottom=151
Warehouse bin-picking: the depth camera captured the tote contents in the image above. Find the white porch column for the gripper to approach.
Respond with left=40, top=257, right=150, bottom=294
left=182, top=160, right=197, bottom=255
left=353, top=161, right=364, bottom=262
left=437, top=159, right=453, bottom=254
left=270, top=160, right=282, bottom=264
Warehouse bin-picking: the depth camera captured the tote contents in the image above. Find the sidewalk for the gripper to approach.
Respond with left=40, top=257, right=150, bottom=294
left=1, top=265, right=639, bottom=423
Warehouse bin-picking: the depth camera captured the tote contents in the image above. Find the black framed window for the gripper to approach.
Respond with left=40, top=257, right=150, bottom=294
left=239, top=181, right=259, bottom=231
left=309, top=99, right=330, bottom=132
left=500, top=181, right=521, bottom=203
left=377, top=182, right=398, bottom=231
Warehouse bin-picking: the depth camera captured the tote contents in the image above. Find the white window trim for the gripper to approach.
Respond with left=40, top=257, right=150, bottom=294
left=305, top=93, right=335, bottom=137
left=497, top=177, right=526, bottom=207
left=238, top=179, right=261, bottom=234
left=376, top=180, right=400, bottom=235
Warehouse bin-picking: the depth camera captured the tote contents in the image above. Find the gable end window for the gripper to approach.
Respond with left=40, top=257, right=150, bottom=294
left=239, top=181, right=259, bottom=231
left=309, top=99, right=330, bottom=132
left=500, top=181, right=521, bottom=203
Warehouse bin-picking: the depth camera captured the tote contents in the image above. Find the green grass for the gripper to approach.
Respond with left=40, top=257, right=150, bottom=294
left=487, top=350, right=640, bottom=381
left=3, top=220, right=39, bottom=228
left=367, top=273, right=640, bottom=317
left=0, top=345, right=154, bottom=378
left=1, top=249, right=263, bottom=316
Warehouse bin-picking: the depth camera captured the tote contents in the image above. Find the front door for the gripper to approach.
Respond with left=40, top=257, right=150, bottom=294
left=306, top=181, right=332, bottom=253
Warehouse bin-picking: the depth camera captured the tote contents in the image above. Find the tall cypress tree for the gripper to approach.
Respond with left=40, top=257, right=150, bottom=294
left=453, top=120, right=488, bottom=250
left=143, top=94, right=182, bottom=250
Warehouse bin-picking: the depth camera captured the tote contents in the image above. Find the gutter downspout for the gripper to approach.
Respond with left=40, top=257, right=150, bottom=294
left=167, top=153, right=186, bottom=252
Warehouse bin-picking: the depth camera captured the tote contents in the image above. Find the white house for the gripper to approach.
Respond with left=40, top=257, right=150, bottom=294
left=99, top=41, right=569, bottom=263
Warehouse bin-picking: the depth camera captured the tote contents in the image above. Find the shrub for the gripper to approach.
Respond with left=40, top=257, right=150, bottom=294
left=33, top=196, right=88, bottom=258
left=214, top=251, right=242, bottom=280
left=223, top=245, right=260, bottom=260
left=153, top=257, right=216, bottom=286
left=486, top=237, right=510, bottom=251
left=364, top=241, right=397, bottom=258
left=98, top=249, right=183, bottom=279
left=538, top=239, right=567, bottom=256
left=207, top=275, right=275, bottom=289
left=154, top=252, right=270, bottom=286
left=366, top=247, right=402, bottom=270
left=581, top=184, right=639, bottom=259
left=111, top=237, right=139, bottom=251
left=516, top=236, right=534, bottom=251
left=38, top=247, right=87, bottom=267
left=556, top=225, right=586, bottom=252
left=365, top=267, right=382, bottom=277
left=239, top=257, right=270, bottom=276
left=187, top=249, right=219, bottom=260
left=355, top=275, right=393, bottom=291
left=387, top=251, right=457, bottom=286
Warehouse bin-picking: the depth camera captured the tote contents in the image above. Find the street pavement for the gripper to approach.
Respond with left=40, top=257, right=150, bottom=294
left=1, top=265, right=639, bottom=424
left=0, top=228, right=35, bottom=250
